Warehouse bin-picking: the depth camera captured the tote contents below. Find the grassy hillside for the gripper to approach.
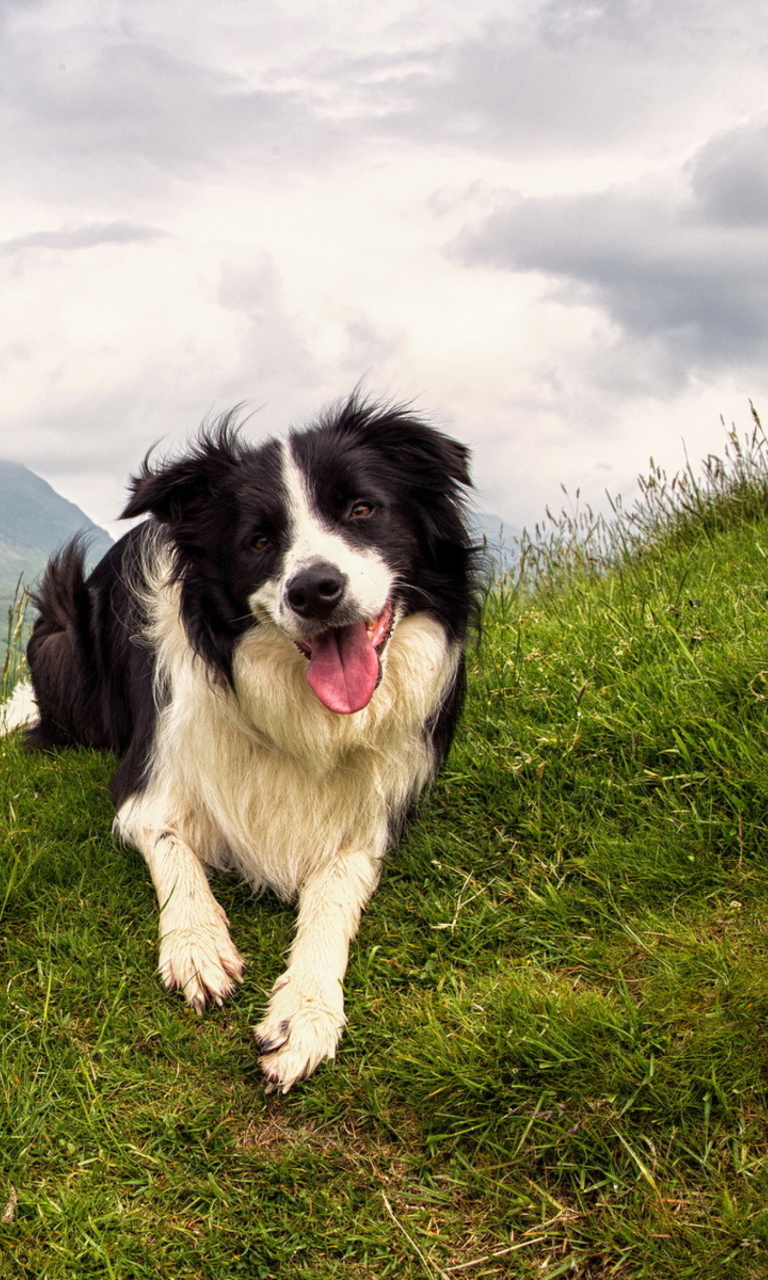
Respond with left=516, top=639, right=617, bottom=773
left=3, top=418, right=768, bottom=1277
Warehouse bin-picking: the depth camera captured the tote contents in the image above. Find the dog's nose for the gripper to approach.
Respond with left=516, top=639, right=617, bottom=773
left=286, top=563, right=347, bottom=620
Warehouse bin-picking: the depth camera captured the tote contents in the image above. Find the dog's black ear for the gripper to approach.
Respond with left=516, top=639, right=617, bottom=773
left=122, top=457, right=209, bottom=523
left=121, top=416, right=243, bottom=523
left=332, top=395, right=472, bottom=490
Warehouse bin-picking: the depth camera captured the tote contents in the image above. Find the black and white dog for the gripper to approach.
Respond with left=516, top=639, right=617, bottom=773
left=6, top=395, right=477, bottom=1092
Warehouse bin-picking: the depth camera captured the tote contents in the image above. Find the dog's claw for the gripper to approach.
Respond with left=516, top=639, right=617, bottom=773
left=252, top=978, right=344, bottom=1091
left=158, top=922, right=245, bottom=1011
left=253, top=1019, right=291, bottom=1055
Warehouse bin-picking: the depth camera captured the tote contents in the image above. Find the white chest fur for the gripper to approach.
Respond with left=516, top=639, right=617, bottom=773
left=120, top=592, right=458, bottom=902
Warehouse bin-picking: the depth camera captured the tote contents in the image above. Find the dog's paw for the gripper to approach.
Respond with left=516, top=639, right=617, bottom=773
left=158, top=915, right=245, bottom=1012
left=252, top=972, right=345, bottom=1093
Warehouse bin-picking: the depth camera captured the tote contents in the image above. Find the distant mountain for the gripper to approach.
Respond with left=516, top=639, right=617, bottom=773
left=0, top=460, right=113, bottom=628
left=472, top=511, right=521, bottom=568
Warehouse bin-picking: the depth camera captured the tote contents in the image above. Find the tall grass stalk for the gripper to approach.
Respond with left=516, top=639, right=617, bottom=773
left=511, top=403, right=768, bottom=596
left=0, top=578, right=29, bottom=702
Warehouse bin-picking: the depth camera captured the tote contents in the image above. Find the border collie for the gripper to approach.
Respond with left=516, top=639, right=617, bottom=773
left=6, top=395, right=477, bottom=1092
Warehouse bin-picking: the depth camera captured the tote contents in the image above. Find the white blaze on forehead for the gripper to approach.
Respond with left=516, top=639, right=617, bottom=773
left=281, top=440, right=393, bottom=618
left=248, top=440, right=394, bottom=633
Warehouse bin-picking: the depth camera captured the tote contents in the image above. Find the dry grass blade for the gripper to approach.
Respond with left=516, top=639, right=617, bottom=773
left=381, top=1192, right=451, bottom=1280
left=2, top=1185, right=18, bottom=1224
left=444, top=1235, right=548, bottom=1271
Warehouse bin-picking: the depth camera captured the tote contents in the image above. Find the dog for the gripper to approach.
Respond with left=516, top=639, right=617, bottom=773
left=8, top=394, right=477, bottom=1092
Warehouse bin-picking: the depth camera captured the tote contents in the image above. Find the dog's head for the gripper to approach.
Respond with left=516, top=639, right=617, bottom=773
left=123, top=395, right=476, bottom=712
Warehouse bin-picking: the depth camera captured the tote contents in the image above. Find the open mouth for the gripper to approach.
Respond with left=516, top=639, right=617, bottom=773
left=296, top=600, right=394, bottom=714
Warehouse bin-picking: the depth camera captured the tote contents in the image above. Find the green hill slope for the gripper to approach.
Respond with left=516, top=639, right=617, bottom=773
left=0, top=459, right=112, bottom=585
left=3, top=422, right=768, bottom=1277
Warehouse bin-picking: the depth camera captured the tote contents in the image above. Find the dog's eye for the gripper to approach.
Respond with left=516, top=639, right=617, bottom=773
left=348, top=501, right=374, bottom=520
left=252, top=533, right=272, bottom=551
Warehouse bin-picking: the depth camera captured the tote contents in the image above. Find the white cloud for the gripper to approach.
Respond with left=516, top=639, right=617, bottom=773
left=453, top=118, right=768, bottom=391
left=689, top=117, right=768, bottom=228
left=0, top=222, right=170, bottom=255
left=0, top=0, right=766, bottom=536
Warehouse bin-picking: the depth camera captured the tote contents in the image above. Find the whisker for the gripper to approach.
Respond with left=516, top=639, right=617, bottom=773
left=392, top=577, right=434, bottom=605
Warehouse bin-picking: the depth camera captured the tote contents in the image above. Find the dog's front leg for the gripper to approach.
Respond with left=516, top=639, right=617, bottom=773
left=118, top=808, right=245, bottom=1011
left=253, top=848, right=381, bottom=1093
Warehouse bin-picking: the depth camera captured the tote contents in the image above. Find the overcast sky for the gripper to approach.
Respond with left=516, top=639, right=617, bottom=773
left=1, top=0, right=767, bottom=535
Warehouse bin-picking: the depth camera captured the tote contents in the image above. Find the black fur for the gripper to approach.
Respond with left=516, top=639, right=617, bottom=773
left=291, top=397, right=477, bottom=648
left=26, top=395, right=479, bottom=808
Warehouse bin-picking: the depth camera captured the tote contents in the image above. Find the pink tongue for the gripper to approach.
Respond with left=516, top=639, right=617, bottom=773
left=305, top=622, right=380, bottom=714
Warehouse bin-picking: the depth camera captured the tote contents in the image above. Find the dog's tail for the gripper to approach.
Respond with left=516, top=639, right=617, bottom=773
left=30, top=537, right=90, bottom=638
left=24, top=538, right=94, bottom=750
left=1, top=541, right=90, bottom=741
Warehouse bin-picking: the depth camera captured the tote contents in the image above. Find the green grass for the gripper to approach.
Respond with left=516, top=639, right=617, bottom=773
left=4, top=418, right=768, bottom=1277
left=0, top=582, right=29, bottom=697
